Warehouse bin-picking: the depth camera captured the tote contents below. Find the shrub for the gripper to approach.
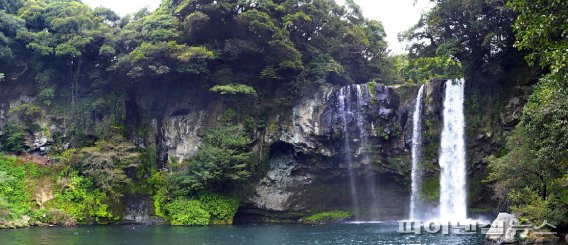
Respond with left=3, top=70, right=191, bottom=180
left=53, top=173, right=117, bottom=224
left=0, top=122, right=27, bottom=153
left=0, top=155, right=59, bottom=226
left=165, top=198, right=210, bottom=226
left=199, top=193, right=239, bottom=224
left=8, top=103, right=43, bottom=121
left=0, top=155, right=32, bottom=220
left=172, top=124, right=254, bottom=194
left=210, top=83, right=257, bottom=96
left=73, top=135, right=141, bottom=197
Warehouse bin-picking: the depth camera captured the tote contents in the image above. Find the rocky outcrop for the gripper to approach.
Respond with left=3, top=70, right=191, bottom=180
left=123, top=195, right=165, bottom=225
left=161, top=107, right=206, bottom=162
left=0, top=94, right=58, bottom=155
left=0, top=77, right=526, bottom=225
left=484, top=212, right=560, bottom=244
left=249, top=142, right=311, bottom=212
left=238, top=82, right=421, bottom=222
left=485, top=212, right=522, bottom=243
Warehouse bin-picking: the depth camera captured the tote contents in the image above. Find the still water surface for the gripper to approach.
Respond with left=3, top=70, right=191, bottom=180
left=0, top=222, right=484, bottom=244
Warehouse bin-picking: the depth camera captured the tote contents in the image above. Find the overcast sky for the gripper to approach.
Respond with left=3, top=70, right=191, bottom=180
left=83, top=0, right=433, bottom=54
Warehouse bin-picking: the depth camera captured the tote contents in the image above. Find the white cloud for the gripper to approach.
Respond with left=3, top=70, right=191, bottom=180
left=83, top=0, right=432, bottom=54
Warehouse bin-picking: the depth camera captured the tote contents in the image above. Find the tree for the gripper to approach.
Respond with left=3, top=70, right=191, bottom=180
left=0, top=9, right=26, bottom=80
left=0, top=0, right=24, bottom=14
left=401, top=0, right=520, bottom=75
left=0, top=122, right=26, bottom=154
left=510, top=0, right=568, bottom=72
left=112, top=8, right=215, bottom=81
left=488, top=72, right=568, bottom=226
left=74, top=135, right=141, bottom=197
left=488, top=0, right=568, bottom=228
left=168, top=123, right=254, bottom=195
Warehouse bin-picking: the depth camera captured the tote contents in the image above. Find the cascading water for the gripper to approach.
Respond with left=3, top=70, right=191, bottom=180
left=354, top=84, right=379, bottom=217
left=338, top=86, right=360, bottom=219
left=438, top=79, right=467, bottom=221
left=409, top=85, right=425, bottom=220
left=337, top=84, right=378, bottom=220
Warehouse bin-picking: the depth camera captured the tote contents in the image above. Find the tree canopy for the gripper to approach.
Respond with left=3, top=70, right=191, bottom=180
left=0, top=0, right=398, bottom=128
left=401, top=0, right=522, bottom=78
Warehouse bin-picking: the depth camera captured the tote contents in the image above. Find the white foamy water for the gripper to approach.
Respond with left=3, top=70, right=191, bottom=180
left=438, top=79, right=467, bottom=221
left=409, top=85, right=425, bottom=220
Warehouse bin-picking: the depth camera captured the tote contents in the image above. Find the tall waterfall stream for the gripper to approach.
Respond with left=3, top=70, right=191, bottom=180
left=438, top=79, right=467, bottom=221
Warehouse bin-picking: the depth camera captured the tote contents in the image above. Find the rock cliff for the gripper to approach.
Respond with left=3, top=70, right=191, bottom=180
left=0, top=78, right=525, bottom=224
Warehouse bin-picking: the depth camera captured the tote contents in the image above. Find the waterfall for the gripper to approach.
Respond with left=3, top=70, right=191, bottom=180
left=438, top=79, right=467, bottom=221
left=354, top=84, right=379, bottom=217
left=337, top=83, right=379, bottom=220
left=338, top=86, right=360, bottom=219
left=409, top=85, right=425, bottom=220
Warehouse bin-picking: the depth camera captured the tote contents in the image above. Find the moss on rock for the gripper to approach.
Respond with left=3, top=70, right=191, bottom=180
left=299, top=211, right=351, bottom=224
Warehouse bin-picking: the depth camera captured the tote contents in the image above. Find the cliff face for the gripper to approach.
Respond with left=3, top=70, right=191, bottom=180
left=0, top=78, right=525, bottom=224
left=238, top=83, right=419, bottom=222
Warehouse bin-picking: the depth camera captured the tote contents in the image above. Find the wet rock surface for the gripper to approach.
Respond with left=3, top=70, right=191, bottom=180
left=123, top=195, right=165, bottom=225
left=240, top=83, right=419, bottom=222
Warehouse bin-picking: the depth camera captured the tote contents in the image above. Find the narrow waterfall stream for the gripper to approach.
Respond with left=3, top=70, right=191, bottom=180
left=354, top=84, right=380, bottom=217
left=438, top=79, right=467, bottom=221
left=337, top=84, right=377, bottom=220
left=409, top=85, right=425, bottom=220
left=338, top=86, right=360, bottom=219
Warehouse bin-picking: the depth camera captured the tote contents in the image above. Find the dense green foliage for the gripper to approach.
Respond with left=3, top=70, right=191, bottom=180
left=487, top=0, right=568, bottom=229
left=1, top=0, right=395, bottom=119
left=396, top=55, right=463, bottom=83
left=402, top=0, right=519, bottom=75
left=53, top=171, right=117, bottom=224
left=510, top=0, right=568, bottom=71
left=158, top=192, right=239, bottom=225
left=72, top=135, right=141, bottom=197
left=0, top=122, right=26, bottom=153
left=178, top=124, right=254, bottom=193
left=0, top=155, right=35, bottom=223
left=165, top=198, right=211, bottom=226
left=0, top=154, right=117, bottom=227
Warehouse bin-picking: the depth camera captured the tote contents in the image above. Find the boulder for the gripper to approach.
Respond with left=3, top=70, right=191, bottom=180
left=485, top=213, right=521, bottom=243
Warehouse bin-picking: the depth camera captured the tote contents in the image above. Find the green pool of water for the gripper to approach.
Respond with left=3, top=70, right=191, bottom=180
left=0, top=222, right=485, bottom=244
